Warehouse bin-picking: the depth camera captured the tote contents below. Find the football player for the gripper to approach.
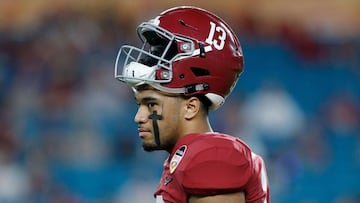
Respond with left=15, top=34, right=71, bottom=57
left=114, top=6, right=270, bottom=203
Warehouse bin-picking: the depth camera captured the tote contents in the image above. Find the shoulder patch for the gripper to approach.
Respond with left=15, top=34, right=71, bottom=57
left=170, top=145, right=187, bottom=174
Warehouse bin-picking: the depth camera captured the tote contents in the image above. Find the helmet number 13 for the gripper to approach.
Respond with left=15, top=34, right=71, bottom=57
left=205, top=21, right=226, bottom=50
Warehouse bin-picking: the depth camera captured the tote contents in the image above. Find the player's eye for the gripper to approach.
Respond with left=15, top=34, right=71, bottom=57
left=147, top=102, right=157, bottom=108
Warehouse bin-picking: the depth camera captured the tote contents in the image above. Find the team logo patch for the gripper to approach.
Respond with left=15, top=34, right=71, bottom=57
left=169, top=145, right=187, bottom=174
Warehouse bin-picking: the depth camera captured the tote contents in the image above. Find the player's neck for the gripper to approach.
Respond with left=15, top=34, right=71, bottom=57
left=165, top=118, right=213, bottom=153
left=182, top=116, right=213, bottom=137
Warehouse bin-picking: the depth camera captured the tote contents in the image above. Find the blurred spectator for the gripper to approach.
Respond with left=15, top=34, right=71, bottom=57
left=320, top=92, right=360, bottom=135
left=240, top=81, right=305, bottom=148
left=0, top=125, right=30, bottom=202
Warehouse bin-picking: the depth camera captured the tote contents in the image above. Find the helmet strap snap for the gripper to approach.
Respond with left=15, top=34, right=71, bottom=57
left=184, top=83, right=209, bottom=94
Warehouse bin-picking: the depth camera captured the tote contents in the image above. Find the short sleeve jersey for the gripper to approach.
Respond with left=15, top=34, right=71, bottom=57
left=154, top=132, right=270, bottom=203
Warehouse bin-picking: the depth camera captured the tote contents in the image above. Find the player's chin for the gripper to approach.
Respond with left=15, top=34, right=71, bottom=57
left=142, top=142, right=161, bottom=152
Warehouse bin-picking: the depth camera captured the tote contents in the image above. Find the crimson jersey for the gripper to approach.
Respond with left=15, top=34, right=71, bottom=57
left=154, top=133, right=270, bottom=203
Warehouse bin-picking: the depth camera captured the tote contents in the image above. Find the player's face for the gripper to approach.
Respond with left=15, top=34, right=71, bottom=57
left=134, top=88, right=184, bottom=152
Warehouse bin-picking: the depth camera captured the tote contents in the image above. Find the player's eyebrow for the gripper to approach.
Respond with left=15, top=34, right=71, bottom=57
left=135, top=96, right=159, bottom=103
left=142, top=97, right=158, bottom=102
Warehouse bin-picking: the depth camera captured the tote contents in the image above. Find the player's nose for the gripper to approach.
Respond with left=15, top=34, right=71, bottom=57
left=134, top=106, right=148, bottom=124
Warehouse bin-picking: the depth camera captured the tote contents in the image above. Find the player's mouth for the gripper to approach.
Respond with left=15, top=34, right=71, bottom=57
left=138, top=128, right=152, bottom=138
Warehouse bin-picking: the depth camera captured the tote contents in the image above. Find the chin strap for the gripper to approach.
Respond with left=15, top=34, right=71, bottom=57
left=148, top=111, right=163, bottom=146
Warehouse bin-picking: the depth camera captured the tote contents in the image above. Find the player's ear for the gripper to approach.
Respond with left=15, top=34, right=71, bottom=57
left=184, top=97, right=201, bottom=120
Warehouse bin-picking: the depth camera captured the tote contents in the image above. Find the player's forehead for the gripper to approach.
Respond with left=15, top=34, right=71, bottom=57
left=134, top=85, right=168, bottom=102
left=134, top=89, right=161, bottom=101
left=134, top=84, right=181, bottom=101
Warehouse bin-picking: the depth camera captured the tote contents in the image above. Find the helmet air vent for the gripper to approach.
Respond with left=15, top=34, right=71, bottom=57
left=190, top=67, right=210, bottom=77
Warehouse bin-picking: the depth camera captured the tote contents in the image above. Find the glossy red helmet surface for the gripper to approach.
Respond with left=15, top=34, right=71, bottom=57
left=115, top=6, right=244, bottom=110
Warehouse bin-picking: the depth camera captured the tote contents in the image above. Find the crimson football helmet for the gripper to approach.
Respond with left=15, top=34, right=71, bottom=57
left=115, top=6, right=244, bottom=110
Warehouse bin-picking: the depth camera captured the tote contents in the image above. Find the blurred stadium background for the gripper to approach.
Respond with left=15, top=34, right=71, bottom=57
left=0, top=0, right=359, bottom=202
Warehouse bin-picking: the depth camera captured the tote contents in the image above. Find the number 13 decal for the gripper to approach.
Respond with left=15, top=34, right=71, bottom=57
left=205, top=21, right=227, bottom=50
